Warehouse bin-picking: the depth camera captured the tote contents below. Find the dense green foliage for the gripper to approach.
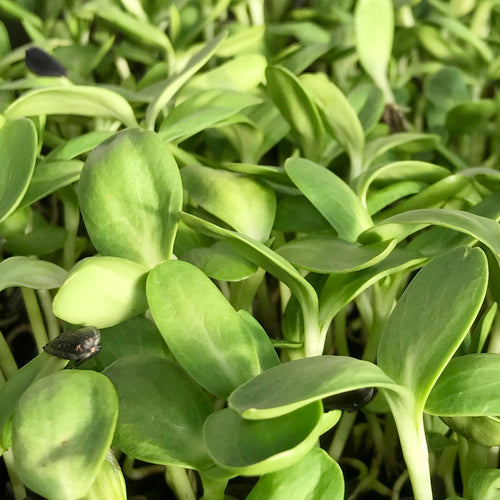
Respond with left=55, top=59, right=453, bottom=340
left=0, top=1, right=499, bottom=499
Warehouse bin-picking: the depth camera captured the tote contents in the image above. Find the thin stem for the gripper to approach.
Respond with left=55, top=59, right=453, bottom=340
left=230, top=268, right=265, bottom=313
left=123, top=455, right=165, bottom=480
left=328, top=410, right=357, bottom=460
left=0, top=330, right=18, bottom=379
left=21, top=288, right=48, bottom=352
left=362, top=285, right=387, bottom=362
left=391, top=470, right=409, bottom=500
left=333, top=308, right=349, bottom=356
left=349, top=152, right=363, bottom=182
left=60, top=186, right=80, bottom=270
left=165, top=466, right=196, bottom=500
left=254, top=271, right=280, bottom=337
left=3, top=448, right=26, bottom=500
left=36, top=290, right=60, bottom=341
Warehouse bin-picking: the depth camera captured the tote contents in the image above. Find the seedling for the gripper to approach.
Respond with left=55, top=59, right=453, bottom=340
left=0, top=1, right=499, bottom=500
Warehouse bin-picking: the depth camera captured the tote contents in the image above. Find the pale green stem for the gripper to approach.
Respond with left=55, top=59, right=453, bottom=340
left=164, top=40, right=177, bottom=76
left=349, top=152, right=363, bottom=182
left=387, top=395, right=433, bottom=500
left=362, top=285, right=388, bottom=362
left=36, top=290, right=60, bottom=341
left=279, top=281, right=291, bottom=314
left=3, top=448, right=26, bottom=500
left=232, top=2, right=250, bottom=24
left=123, top=455, right=165, bottom=480
left=328, top=410, right=357, bottom=460
left=333, top=308, right=349, bottom=356
left=61, top=188, right=80, bottom=270
left=0, top=330, right=18, bottom=379
left=21, top=288, right=48, bottom=352
left=230, top=268, right=265, bottom=312
left=487, top=311, right=500, bottom=353
left=303, top=312, right=322, bottom=358
left=165, top=466, right=196, bottom=500
left=247, top=0, right=265, bottom=26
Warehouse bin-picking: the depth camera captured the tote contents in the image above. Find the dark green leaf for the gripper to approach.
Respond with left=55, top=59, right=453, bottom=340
left=378, top=247, right=488, bottom=404
left=204, top=403, right=326, bottom=475
left=104, top=354, right=213, bottom=469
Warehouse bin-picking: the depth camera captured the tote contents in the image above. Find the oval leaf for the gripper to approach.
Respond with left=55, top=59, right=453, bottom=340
left=0, top=353, right=68, bottom=436
left=147, top=260, right=278, bottom=399
left=285, top=157, right=372, bottom=241
left=94, top=316, right=171, bottom=371
left=426, top=354, right=500, bottom=416
left=181, top=240, right=257, bottom=281
left=53, top=256, right=149, bottom=329
left=319, top=249, right=427, bottom=332
left=79, top=129, right=183, bottom=267
left=103, top=354, right=213, bottom=470
left=203, top=403, right=325, bottom=475
left=377, top=247, right=488, bottom=403
left=363, top=133, right=440, bottom=169
left=181, top=165, right=276, bottom=242
left=229, top=356, right=399, bottom=420
left=354, top=0, right=394, bottom=101
left=469, top=469, right=500, bottom=500
left=12, top=370, right=118, bottom=500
